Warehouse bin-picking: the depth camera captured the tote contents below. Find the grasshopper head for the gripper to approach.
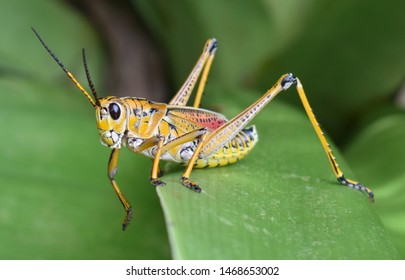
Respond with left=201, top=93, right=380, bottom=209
left=96, top=97, right=128, bottom=149
left=32, top=29, right=128, bottom=149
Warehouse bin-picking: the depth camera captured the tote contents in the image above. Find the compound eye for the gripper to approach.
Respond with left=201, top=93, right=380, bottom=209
left=108, top=103, right=121, bottom=120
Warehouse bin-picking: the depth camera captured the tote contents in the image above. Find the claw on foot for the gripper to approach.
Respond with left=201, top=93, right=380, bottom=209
left=150, top=178, right=166, bottom=187
left=122, top=207, right=133, bottom=231
left=181, top=177, right=202, bottom=193
left=337, top=176, right=374, bottom=203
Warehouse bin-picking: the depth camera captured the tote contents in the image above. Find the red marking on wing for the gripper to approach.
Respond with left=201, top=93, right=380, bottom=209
left=167, top=106, right=228, bottom=130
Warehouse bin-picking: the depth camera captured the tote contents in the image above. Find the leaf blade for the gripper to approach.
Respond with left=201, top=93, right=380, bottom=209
left=156, top=87, right=399, bottom=259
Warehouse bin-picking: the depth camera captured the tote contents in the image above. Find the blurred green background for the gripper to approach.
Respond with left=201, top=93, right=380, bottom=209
left=0, top=0, right=404, bottom=259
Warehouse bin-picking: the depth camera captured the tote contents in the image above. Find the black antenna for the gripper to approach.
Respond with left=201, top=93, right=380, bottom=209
left=82, top=49, right=101, bottom=107
left=31, top=27, right=98, bottom=107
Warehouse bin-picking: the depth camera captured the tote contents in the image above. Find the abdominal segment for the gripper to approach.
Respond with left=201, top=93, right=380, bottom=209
left=133, top=126, right=258, bottom=168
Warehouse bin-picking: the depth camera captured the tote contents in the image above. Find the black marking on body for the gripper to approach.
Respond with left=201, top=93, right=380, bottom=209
left=328, top=153, right=339, bottom=175
left=133, top=108, right=141, bottom=117
left=149, top=108, right=158, bottom=114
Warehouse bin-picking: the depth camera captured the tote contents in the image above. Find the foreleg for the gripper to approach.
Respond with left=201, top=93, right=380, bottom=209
left=107, top=148, right=132, bottom=230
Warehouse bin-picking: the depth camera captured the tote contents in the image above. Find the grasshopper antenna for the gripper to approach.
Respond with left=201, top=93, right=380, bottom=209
left=31, top=27, right=98, bottom=107
left=82, top=49, right=101, bottom=107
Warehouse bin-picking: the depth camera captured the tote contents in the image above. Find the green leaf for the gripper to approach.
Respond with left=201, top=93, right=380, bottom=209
left=155, top=86, right=399, bottom=259
left=344, top=110, right=405, bottom=258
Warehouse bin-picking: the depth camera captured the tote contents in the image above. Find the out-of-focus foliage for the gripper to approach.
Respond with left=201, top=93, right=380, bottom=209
left=0, top=0, right=170, bottom=259
left=0, top=0, right=404, bottom=259
left=345, top=111, right=405, bottom=258
left=134, top=0, right=405, bottom=141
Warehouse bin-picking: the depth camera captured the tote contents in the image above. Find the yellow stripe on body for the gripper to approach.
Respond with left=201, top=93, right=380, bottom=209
left=194, top=126, right=258, bottom=168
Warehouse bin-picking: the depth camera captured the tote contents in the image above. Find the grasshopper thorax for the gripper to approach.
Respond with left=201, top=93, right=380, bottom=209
left=96, top=97, right=128, bottom=149
left=95, top=97, right=168, bottom=150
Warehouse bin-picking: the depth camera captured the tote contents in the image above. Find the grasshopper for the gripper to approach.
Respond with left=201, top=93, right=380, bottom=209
left=33, top=28, right=374, bottom=230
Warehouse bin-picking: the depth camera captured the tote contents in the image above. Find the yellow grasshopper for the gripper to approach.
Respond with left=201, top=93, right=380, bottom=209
left=33, top=28, right=373, bottom=230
